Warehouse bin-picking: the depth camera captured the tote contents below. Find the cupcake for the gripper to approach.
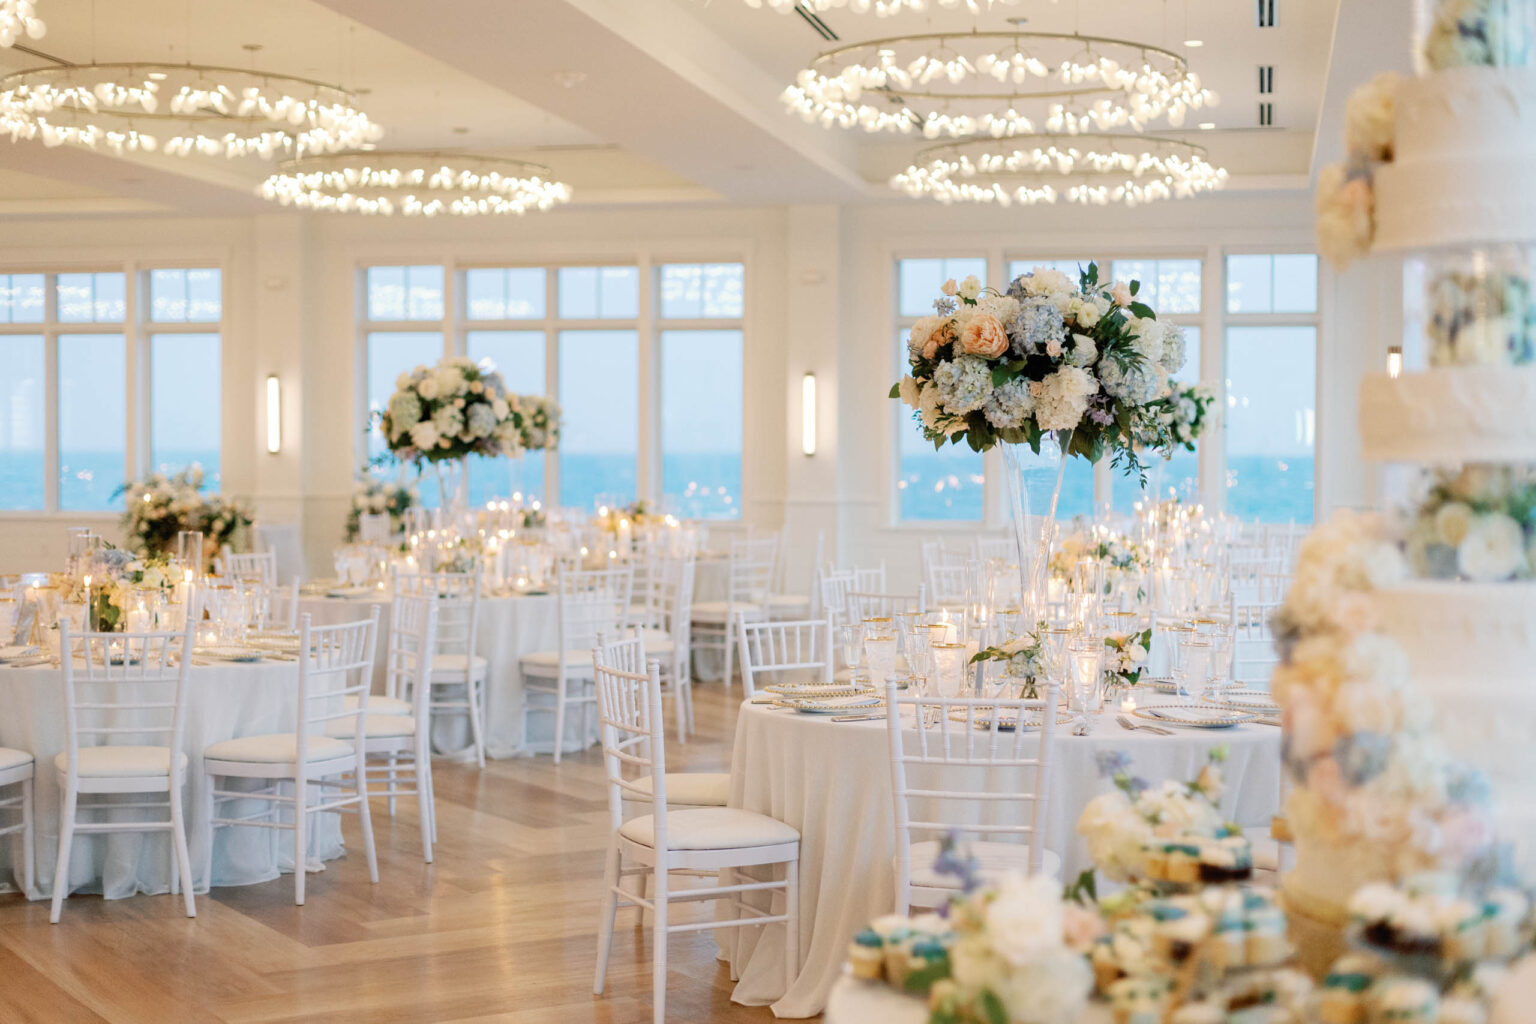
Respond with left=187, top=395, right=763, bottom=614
left=1317, top=955, right=1379, bottom=1024
left=905, top=935, right=948, bottom=987
left=1108, top=976, right=1174, bottom=1024
left=847, top=928, right=885, bottom=981
left=1209, top=914, right=1246, bottom=972
left=1167, top=843, right=1202, bottom=885
left=1092, top=937, right=1124, bottom=993
left=1142, top=841, right=1171, bottom=882
left=1151, top=904, right=1211, bottom=965
left=1483, top=889, right=1530, bottom=959
left=1199, top=835, right=1254, bottom=883
left=1368, top=976, right=1438, bottom=1023
left=1438, top=995, right=1488, bottom=1024
left=1245, top=906, right=1291, bottom=966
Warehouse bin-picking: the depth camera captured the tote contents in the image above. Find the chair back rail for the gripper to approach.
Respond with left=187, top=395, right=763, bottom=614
left=735, top=616, right=834, bottom=697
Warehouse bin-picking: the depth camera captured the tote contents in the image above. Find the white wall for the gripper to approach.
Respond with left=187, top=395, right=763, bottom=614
left=0, top=191, right=1381, bottom=585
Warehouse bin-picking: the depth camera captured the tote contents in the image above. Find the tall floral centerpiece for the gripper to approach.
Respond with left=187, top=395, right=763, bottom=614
left=892, top=264, right=1195, bottom=610
left=508, top=393, right=561, bottom=499
left=378, top=356, right=521, bottom=516
left=344, top=472, right=419, bottom=542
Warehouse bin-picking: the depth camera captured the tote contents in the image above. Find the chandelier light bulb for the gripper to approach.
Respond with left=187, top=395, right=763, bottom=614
left=0, top=0, right=44, bottom=47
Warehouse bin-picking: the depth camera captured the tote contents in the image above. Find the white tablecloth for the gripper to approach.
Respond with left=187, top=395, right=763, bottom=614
left=299, top=590, right=595, bottom=759
left=0, top=661, right=344, bottom=901
left=825, top=975, right=1115, bottom=1024
left=723, top=702, right=1283, bottom=1018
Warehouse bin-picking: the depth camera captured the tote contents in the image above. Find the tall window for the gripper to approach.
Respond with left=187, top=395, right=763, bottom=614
left=362, top=260, right=745, bottom=517
left=895, top=257, right=987, bottom=522
left=0, top=266, right=223, bottom=513
left=1224, top=254, right=1319, bottom=524
left=148, top=268, right=223, bottom=487
left=1108, top=259, right=1203, bottom=513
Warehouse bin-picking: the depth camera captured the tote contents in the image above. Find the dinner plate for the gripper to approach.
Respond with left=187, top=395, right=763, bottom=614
left=0, top=644, right=39, bottom=662
left=324, top=586, right=376, bottom=599
left=946, top=706, right=1072, bottom=731
left=764, top=682, right=869, bottom=700
left=198, top=645, right=265, bottom=663
left=1201, top=689, right=1281, bottom=715
left=777, top=694, right=883, bottom=714
left=1135, top=704, right=1255, bottom=729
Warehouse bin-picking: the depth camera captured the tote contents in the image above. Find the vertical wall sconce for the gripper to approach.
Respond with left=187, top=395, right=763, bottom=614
left=266, top=374, right=282, bottom=454
left=801, top=372, right=817, bottom=456
left=1387, top=346, right=1403, bottom=380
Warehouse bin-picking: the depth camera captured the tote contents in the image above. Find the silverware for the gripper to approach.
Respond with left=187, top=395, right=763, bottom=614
left=832, top=713, right=885, bottom=723
left=1252, top=716, right=1282, bottom=727
left=1117, top=714, right=1173, bottom=736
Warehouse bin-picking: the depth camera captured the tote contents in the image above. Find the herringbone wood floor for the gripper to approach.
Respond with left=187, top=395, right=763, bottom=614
left=0, top=685, right=806, bottom=1024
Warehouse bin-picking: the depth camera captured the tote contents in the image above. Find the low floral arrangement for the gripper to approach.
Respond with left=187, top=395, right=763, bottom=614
left=344, top=473, right=418, bottom=542
left=891, top=264, right=1192, bottom=479
left=1103, top=629, right=1152, bottom=689
left=1271, top=511, right=1496, bottom=878
left=1426, top=267, right=1536, bottom=367
left=76, top=546, right=175, bottom=631
left=1424, top=0, right=1536, bottom=69
left=1077, top=748, right=1250, bottom=885
left=119, top=467, right=253, bottom=557
left=1048, top=526, right=1150, bottom=593
left=1405, top=465, right=1536, bottom=581
left=971, top=626, right=1047, bottom=699
left=514, top=393, right=561, bottom=451
left=380, top=356, right=521, bottom=464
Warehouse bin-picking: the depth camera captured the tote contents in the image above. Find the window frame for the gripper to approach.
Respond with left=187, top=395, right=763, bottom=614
left=0, top=260, right=226, bottom=518
left=354, top=256, right=747, bottom=517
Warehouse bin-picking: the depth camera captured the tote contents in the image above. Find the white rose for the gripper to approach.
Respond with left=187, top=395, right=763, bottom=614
left=1434, top=502, right=1474, bottom=546
left=957, top=274, right=983, bottom=301
left=408, top=421, right=439, bottom=451
left=985, top=873, right=1065, bottom=967
left=416, top=376, right=439, bottom=401
left=1458, top=513, right=1527, bottom=581
left=1345, top=72, right=1400, bottom=162
left=1070, top=297, right=1101, bottom=329
left=395, top=372, right=411, bottom=389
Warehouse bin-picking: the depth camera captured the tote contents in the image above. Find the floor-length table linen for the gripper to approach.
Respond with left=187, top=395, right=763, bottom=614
left=298, top=590, right=596, bottom=758
left=0, top=661, right=345, bottom=900
left=722, top=701, right=1283, bottom=1018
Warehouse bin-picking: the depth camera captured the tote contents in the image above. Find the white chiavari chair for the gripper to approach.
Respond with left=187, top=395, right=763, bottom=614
left=925, top=563, right=969, bottom=611
left=591, top=641, right=799, bottom=1022
left=0, top=747, right=33, bottom=898
left=734, top=615, right=834, bottom=699
left=974, top=534, right=1018, bottom=564
left=846, top=587, right=928, bottom=625
left=766, top=527, right=824, bottom=621
left=852, top=564, right=888, bottom=592
left=522, top=564, right=633, bottom=763
left=52, top=619, right=196, bottom=922
left=219, top=548, right=278, bottom=589
left=818, top=569, right=856, bottom=631
left=261, top=578, right=301, bottom=631
left=1230, top=590, right=1282, bottom=689
left=324, top=593, right=438, bottom=862
left=204, top=610, right=381, bottom=905
left=396, top=568, right=487, bottom=768
left=636, top=557, right=698, bottom=742
left=691, top=536, right=777, bottom=689
left=885, top=680, right=1062, bottom=915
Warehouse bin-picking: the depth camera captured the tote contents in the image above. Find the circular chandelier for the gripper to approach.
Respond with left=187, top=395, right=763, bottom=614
left=0, top=62, right=381, bottom=158
left=890, top=133, right=1228, bottom=207
left=746, top=0, right=1024, bottom=15
left=0, top=0, right=45, bottom=47
left=259, top=151, right=574, bottom=217
left=783, top=31, right=1217, bottom=138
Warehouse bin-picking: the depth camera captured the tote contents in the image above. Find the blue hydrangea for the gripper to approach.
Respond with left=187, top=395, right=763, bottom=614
left=1099, top=358, right=1160, bottom=406
left=983, top=378, right=1034, bottom=430
left=1007, top=299, right=1065, bottom=356
left=932, top=356, right=992, bottom=415
left=932, top=297, right=958, bottom=316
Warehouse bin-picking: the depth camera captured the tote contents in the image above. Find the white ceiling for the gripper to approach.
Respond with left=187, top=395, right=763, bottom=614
left=0, top=0, right=1348, bottom=216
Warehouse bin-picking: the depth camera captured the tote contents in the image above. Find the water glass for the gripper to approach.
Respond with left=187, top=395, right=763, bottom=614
left=1067, top=637, right=1104, bottom=736
left=931, top=641, right=970, bottom=699
left=1173, top=637, right=1215, bottom=703
left=863, top=632, right=897, bottom=691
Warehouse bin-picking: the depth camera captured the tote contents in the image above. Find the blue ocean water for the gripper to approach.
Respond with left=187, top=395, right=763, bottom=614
left=2, top=449, right=1314, bottom=526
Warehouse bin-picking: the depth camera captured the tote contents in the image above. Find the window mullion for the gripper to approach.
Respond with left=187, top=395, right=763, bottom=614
left=44, top=274, right=59, bottom=512
left=545, top=273, right=559, bottom=507
left=637, top=254, right=655, bottom=506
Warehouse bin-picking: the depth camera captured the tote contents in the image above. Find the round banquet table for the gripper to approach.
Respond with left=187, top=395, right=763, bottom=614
left=298, top=588, right=596, bottom=759
left=721, top=701, right=1283, bottom=1018
left=0, top=660, right=345, bottom=901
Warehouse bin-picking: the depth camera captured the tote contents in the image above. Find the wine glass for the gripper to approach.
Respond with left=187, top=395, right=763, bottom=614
left=930, top=641, right=969, bottom=699
left=1066, top=637, right=1104, bottom=736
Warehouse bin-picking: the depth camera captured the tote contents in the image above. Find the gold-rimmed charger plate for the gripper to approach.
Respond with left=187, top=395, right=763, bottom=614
left=1201, top=689, right=1280, bottom=716
left=776, top=694, right=883, bottom=715
left=764, top=682, right=869, bottom=700
left=1134, top=704, right=1255, bottom=729
left=945, top=706, right=1073, bottom=731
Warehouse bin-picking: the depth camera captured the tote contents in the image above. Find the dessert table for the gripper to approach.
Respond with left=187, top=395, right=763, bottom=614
left=298, top=588, right=590, bottom=758
left=721, top=701, right=1283, bottom=1018
left=0, top=660, right=345, bottom=901
left=824, top=974, right=1117, bottom=1024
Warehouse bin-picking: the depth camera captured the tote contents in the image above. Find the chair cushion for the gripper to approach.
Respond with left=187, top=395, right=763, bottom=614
left=324, top=715, right=417, bottom=740
left=520, top=649, right=595, bottom=672
left=619, top=807, right=799, bottom=851
left=0, top=748, right=33, bottom=772
left=906, top=839, right=1061, bottom=888
left=344, top=695, right=412, bottom=716
left=767, top=594, right=811, bottom=613
left=203, top=734, right=354, bottom=764
left=431, top=654, right=488, bottom=678
left=640, top=628, right=675, bottom=655
left=54, top=746, right=185, bottom=778
left=690, top=601, right=764, bottom=622
left=630, top=772, right=730, bottom=807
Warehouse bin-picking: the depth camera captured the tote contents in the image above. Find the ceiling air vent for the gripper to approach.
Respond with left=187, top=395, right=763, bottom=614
left=1258, top=102, right=1274, bottom=126
left=1256, top=0, right=1276, bottom=27
left=1258, top=65, right=1274, bottom=94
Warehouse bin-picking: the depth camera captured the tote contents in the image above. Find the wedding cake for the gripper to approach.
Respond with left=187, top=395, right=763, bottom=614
left=1287, top=0, right=1536, bottom=972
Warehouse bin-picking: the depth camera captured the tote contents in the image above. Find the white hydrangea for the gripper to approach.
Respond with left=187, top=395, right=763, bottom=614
left=932, top=355, right=993, bottom=415
left=1161, top=326, right=1188, bottom=374
left=432, top=404, right=465, bottom=442
left=1065, top=333, right=1098, bottom=367
left=983, top=377, right=1035, bottom=430
left=1127, top=317, right=1166, bottom=364
left=976, top=294, right=1021, bottom=323
left=408, top=421, right=439, bottom=451
left=1029, top=365, right=1098, bottom=431
left=1099, top=357, right=1162, bottom=407
left=466, top=402, right=499, bottom=438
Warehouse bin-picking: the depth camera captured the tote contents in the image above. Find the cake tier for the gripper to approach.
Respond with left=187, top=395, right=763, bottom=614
left=1374, top=66, right=1536, bottom=252
left=1359, top=368, right=1536, bottom=463
left=1369, top=580, right=1536, bottom=877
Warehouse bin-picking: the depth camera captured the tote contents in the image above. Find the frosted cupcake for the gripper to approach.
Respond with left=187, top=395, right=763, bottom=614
left=1108, top=976, right=1175, bottom=1024
left=847, top=928, right=885, bottom=981
left=1369, top=976, right=1439, bottom=1023
left=1317, top=955, right=1380, bottom=1024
